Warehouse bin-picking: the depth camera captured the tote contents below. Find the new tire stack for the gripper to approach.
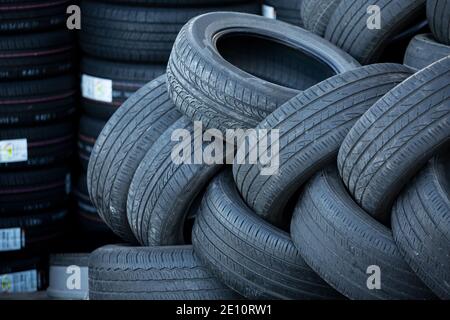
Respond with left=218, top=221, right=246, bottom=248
left=0, top=0, right=76, bottom=295
left=76, top=0, right=259, bottom=238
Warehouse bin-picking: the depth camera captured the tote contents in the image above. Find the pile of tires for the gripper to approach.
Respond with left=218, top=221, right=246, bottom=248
left=87, top=1, right=450, bottom=300
left=76, top=0, right=260, bottom=239
left=0, top=0, right=75, bottom=295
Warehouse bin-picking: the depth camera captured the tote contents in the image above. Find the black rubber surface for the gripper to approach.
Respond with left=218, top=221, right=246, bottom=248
left=167, top=12, right=360, bottom=133
left=301, top=0, right=341, bottom=36
left=78, top=116, right=106, bottom=172
left=404, top=34, right=450, bottom=70
left=392, top=150, right=450, bottom=299
left=291, top=166, right=435, bottom=300
left=338, top=56, right=450, bottom=223
left=192, top=171, right=343, bottom=300
left=427, top=0, right=450, bottom=45
left=87, top=75, right=181, bottom=243
left=265, top=0, right=303, bottom=26
left=89, top=245, right=241, bottom=300
left=233, top=64, right=413, bottom=226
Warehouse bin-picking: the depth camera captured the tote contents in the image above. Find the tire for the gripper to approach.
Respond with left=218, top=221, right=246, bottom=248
left=0, top=30, right=75, bottom=81
left=101, top=0, right=249, bottom=5
left=89, top=245, right=240, bottom=300
left=47, top=253, right=89, bottom=300
left=0, top=74, right=76, bottom=126
left=301, top=0, right=342, bottom=36
left=81, top=57, right=166, bottom=120
left=0, top=166, right=71, bottom=214
left=78, top=116, right=106, bottom=172
left=192, top=171, right=343, bottom=300
left=0, top=256, right=46, bottom=293
left=167, top=12, right=359, bottom=134
left=325, top=0, right=426, bottom=64
left=75, top=173, right=111, bottom=235
left=87, top=75, right=181, bottom=243
left=0, top=208, right=68, bottom=253
left=427, top=0, right=450, bottom=45
left=337, top=56, right=450, bottom=222
left=0, top=121, right=74, bottom=169
left=0, top=0, right=70, bottom=33
left=291, top=166, right=435, bottom=299
left=80, top=0, right=260, bottom=63
left=404, top=34, right=450, bottom=70
left=265, top=0, right=303, bottom=27
left=127, top=117, right=221, bottom=246
left=392, top=150, right=450, bottom=299
left=233, top=64, right=413, bottom=226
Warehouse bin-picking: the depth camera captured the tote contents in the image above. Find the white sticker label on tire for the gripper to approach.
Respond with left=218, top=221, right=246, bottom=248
left=262, top=4, right=277, bottom=19
left=0, top=269, right=38, bottom=293
left=81, top=74, right=113, bottom=103
left=0, top=228, right=25, bottom=252
left=0, top=139, right=27, bottom=163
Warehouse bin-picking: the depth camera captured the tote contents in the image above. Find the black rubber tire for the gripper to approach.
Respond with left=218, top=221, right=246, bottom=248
left=291, top=166, right=435, bottom=300
left=392, top=150, right=450, bottom=299
left=325, top=0, right=426, bottom=64
left=80, top=0, right=260, bottom=63
left=192, top=171, right=343, bottom=300
left=0, top=0, right=70, bottom=33
left=75, top=173, right=111, bottom=235
left=404, top=34, right=450, bottom=70
left=0, top=255, right=46, bottom=293
left=427, top=0, right=450, bottom=45
left=81, top=57, right=166, bottom=120
left=0, top=74, right=76, bottom=126
left=337, top=56, right=450, bottom=223
left=78, top=116, right=106, bottom=172
left=233, top=64, right=413, bottom=226
left=127, top=117, right=221, bottom=246
left=0, top=166, right=71, bottom=214
left=47, top=253, right=89, bottom=300
left=265, top=0, right=303, bottom=27
left=0, top=30, right=75, bottom=81
left=89, top=245, right=241, bottom=300
left=87, top=75, right=181, bottom=243
left=0, top=208, right=68, bottom=253
left=0, top=121, right=74, bottom=169
left=301, top=0, right=342, bottom=36
left=167, top=12, right=359, bottom=134
left=100, top=0, right=249, bottom=5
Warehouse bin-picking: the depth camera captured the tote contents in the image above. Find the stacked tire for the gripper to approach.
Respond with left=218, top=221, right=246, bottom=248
left=0, top=0, right=75, bottom=295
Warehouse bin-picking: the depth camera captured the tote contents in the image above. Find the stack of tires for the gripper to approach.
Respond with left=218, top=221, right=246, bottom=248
left=0, top=0, right=76, bottom=294
left=87, top=0, right=450, bottom=300
left=76, top=0, right=260, bottom=240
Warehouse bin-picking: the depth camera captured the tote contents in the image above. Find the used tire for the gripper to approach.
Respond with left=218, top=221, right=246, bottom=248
left=167, top=12, right=359, bottom=133
left=264, top=0, right=303, bottom=26
left=81, top=57, right=166, bottom=120
left=47, top=254, right=89, bottom=300
left=80, top=0, right=260, bottom=63
left=337, top=56, right=450, bottom=222
left=87, top=75, right=181, bottom=243
left=301, top=0, right=342, bottom=36
left=192, top=171, right=343, bottom=300
left=0, top=208, right=68, bottom=253
left=392, top=150, right=450, bottom=299
left=427, top=0, right=450, bottom=45
left=78, top=116, right=106, bottom=172
left=0, top=166, right=71, bottom=214
left=0, top=121, right=74, bottom=169
left=233, top=64, right=413, bottom=226
left=89, top=245, right=240, bottom=300
left=0, top=74, right=76, bottom=126
left=325, top=0, right=426, bottom=64
left=0, top=30, right=75, bottom=81
left=291, top=166, right=435, bottom=300
left=127, top=117, right=221, bottom=246
left=404, top=34, right=450, bottom=70
left=0, top=0, right=70, bottom=33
